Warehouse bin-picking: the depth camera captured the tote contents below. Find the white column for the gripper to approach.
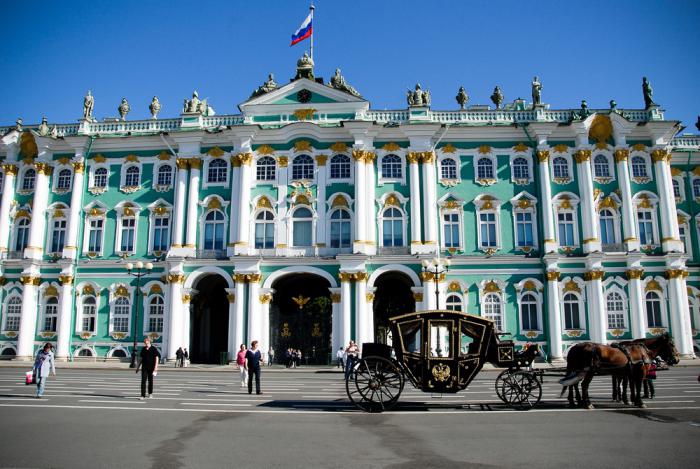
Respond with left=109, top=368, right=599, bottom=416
left=355, top=272, right=368, bottom=346
left=329, top=288, right=341, bottom=355
left=227, top=159, right=240, bottom=256
left=55, top=274, right=74, bottom=360
left=316, top=156, right=328, bottom=251
left=247, top=276, right=262, bottom=345
left=166, top=275, right=185, bottom=359
left=180, top=288, right=194, bottom=352
left=585, top=271, right=607, bottom=344
left=234, top=153, right=253, bottom=255
left=365, top=288, right=375, bottom=344
left=17, top=275, right=40, bottom=359
left=63, top=161, right=85, bottom=260
left=340, top=273, right=352, bottom=345
left=667, top=270, right=694, bottom=356
left=365, top=154, right=377, bottom=255
left=575, top=150, right=601, bottom=253
left=275, top=158, right=289, bottom=253
left=408, top=154, right=423, bottom=253
left=171, top=159, right=189, bottom=248
left=0, top=163, right=18, bottom=253
left=652, top=150, right=682, bottom=253
left=184, top=158, right=201, bottom=252
left=546, top=272, right=564, bottom=360
left=352, top=150, right=367, bottom=253
left=421, top=152, right=438, bottom=252
left=225, top=288, right=236, bottom=361
left=537, top=150, right=557, bottom=253
left=422, top=273, right=437, bottom=310
left=259, top=289, right=273, bottom=360
left=615, top=150, right=639, bottom=251
left=626, top=269, right=646, bottom=339
left=25, top=163, right=52, bottom=260
left=233, top=276, right=246, bottom=349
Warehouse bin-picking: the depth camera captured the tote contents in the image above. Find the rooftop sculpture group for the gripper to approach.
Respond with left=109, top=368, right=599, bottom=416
left=329, top=69, right=360, bottom=97
left=183, top=91, right=214, bottom=116
left=407, top=84, right=431, bottom=107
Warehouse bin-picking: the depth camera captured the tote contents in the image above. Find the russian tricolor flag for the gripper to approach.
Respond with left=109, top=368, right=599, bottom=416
left=291, top=12, right=313, bottom=46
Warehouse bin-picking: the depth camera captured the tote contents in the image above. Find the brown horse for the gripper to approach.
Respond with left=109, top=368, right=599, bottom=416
left=560, top=334, right=679, bottom=409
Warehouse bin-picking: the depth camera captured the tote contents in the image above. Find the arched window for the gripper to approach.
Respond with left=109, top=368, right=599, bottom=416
left=207, top=159, right=228, bottom=183
left=330, top=209, right=351, bottom=248
left=606, top=291, right=625, bottom=329
left=645, top=291, right=663, bottom=328
left=125, top=166, right=140, bottom=187
left=631, top=156, right=648, bottom=178
left=49, top=217, right=67, bottom=254
left=381, top=154, right=402, bottom=179
left=254, top=210, right=275, bottom=249
left=593, top=154, right=610, bottom=178
left=693, top=179, right=700, bottom=198
left=292, top=154, right=314, bottom=180
left=672, top=179, right=681, bottom=199
left=441, top=158, right=457, bottom=180
left=446, top=294, right=462, bottom=312
left=203, top=210, right=225, bottom=250
left=4, top=297, right=22, bottom=331
left=552, top=157, right=569, bottom=179
left=599, top=209, right=616, bottom=245
left=512, top=157, right=529, bottom=180
left=112, top=349, right=127, bottom=358
left=113, top=297, right=130, bottom=333
left=157, top=165, right=173, bottom=186
left=256, top=156, right=276, bottom=181
left=82, top=296, right=96, bottom=333
left=22, top=168, right=36, bottom=191
left=483, top=293, right=502, bottom=331
left=292, top=207, right=313, bottom=247
left=14, top=217, right=30, bottom=252
left=520, top=293, right=538, bottom=331
left=78, top=348, right=93, bottom=357
left=43, top=297, right=58, bottom=332
left=330, top=154, right=351, bottom=179
left=381, top=207, right=404, bottom=247
left=476, top=157, right=494, bottom=180
left=148, top=296, right=164, bottom=333
left=57, top=169, right=72, bottom=190
left=563, top=293, right=581, bottom=329
left=94, top=167, right=108, bottom=188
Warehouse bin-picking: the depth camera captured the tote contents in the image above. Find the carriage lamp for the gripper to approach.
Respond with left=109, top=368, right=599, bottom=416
left=126, top=261, right=154, bottom=368
left=421, top=258, right=451, bottom=309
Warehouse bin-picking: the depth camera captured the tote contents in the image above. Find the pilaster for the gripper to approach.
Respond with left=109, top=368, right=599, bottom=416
left=574, top=149, right=601, bottom=253
left=615, top=149, right=640, bottom=251
left=25, top=161, right=52, bottom=260
left=407, top=152, right=423, bottom=252
left=234, top=152, right=254, bottom=255
left=166, top=272, right=186, bottom=359
left=625, top=265, right=646, bottom=339
left=183, top=158, right=201, bottom=255
left=170, top=158, right=189, bottom=252
left=651, top=149, right=683, bottom=253
left=339, top=272, right=352, bottom=345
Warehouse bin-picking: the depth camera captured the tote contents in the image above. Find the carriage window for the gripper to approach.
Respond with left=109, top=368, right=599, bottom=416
left=429, top=321, right=452, bottom=358
left=460, top=320, right=483, bottom=356
left=399, top=320, right=422, bottom=354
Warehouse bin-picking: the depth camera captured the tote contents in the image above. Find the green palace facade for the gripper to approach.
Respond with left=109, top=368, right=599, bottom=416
left=0, top=56, right=698, bottom=363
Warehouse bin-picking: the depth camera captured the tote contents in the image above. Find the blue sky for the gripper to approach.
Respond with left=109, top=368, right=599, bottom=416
left=1, top=0, right=699, bottom=131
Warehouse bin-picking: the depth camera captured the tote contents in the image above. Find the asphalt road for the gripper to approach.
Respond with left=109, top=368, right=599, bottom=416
left=0, top=366, right=698, bottom=468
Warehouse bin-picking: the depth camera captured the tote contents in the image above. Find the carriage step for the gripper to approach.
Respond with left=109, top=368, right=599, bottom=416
left=430, top=393, right=444, bottom=399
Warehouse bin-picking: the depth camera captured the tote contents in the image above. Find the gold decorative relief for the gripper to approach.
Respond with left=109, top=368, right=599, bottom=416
left=513, top=143, right=529, bottom=153
left=563, top=279, right=581, bottom=293
left=277, top=156, right=288, bottom=167
left=208, top=147, right=225, bottom=157
left=331, top=195, right=348, bottom=208
left=645, top=279, right=662, bottom=292
left=281, top=323, right=291, bottom=337
left=483, top=281, right=500, bottom=293
left=256, top=145, right=275, bottom=155
left=478, top=145, right=491, bottom=154
left=294, top=140, right=313, bottom=152
left=553, top=144, right=569, bottom=153
left=432, top=364, right=451, bottom=382
left=588, top=114, right=613, bottom=144
left=382, top=142, right=401, bottom=151
left=293, top=109, right=316, bottom=121
left=330, top=142, right=348, bottom=153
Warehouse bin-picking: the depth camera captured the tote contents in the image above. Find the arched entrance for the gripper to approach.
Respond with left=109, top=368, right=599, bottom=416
left=373, top=272, right=416, bottom=344
left=270, top=273, right=332, bottom=365
left=190, top=274, right=229, bottom=364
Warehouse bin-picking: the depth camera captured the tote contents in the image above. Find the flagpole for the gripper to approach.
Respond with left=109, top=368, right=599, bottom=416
left=309, top=4, right=315, bottom=62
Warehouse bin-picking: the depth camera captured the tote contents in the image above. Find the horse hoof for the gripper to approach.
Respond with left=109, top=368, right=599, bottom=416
left=586, top=404, right=594, bottom=410
left=637, top=402, right=647, bottom=409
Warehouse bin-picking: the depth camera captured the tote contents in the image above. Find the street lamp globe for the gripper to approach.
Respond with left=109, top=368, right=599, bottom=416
left=145, top=262, right=154, bottom=271
left=136, top=261, right=144, bottom=270
left=421, top=259, right=430, bottom=268
left=126, top=262, right=134, bottom=271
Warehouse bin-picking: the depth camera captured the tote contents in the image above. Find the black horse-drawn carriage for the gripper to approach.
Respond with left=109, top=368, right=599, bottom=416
left=346, top=310, right=542, bottom=412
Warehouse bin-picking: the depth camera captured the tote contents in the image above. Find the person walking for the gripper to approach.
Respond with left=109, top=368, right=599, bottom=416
left=643, top=360, right=657, bottom=399
left=245, top=340, right=264, bottom=395
left=236, top=344, right=248, bottom=387
left=135, top=337, right=160, bottom=400
left=344, top=340, right=359, bottom=381
left=176, top=347, right=184, bottom=368
left=336, top=347, right=345, bottom=369
left=183, top=348, right=189, bottom=367
left=33, top=343, right=56, bottom=398
left=267, top=347, right=275, bottom=367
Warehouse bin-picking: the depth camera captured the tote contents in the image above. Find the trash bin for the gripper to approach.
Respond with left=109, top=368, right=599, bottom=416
left=220, top=351, right=228, bottom=366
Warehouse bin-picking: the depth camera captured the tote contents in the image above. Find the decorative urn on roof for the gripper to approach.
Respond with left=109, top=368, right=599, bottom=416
left=295, top=52, right=315, bottom=80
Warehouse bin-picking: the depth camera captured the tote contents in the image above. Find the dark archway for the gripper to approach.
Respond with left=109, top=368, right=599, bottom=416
left=373, top=272, right=416, bottom=344
left=270, top=273, right=331, bottom=365
left=190, top=274, right=229, bottom=364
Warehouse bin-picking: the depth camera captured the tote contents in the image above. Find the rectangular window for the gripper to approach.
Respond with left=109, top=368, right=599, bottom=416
left=255, top=223, right=274, bottom=249
left=443, top=213, right=460, bottom=248
left=120, top=218, right=136, bottom=253
left=557, top=212, right=575, bottom=246
left=83, top=308, right=96, bottom=332
left=679, top=224, right=688, bottom=254
left=50, top=219, right=67, bottom=254
left=88, top=219, right=103, bottom=253
left=638, top=211, right=654, bottom=245
left=293, top=220, right=313, bottom=247
left=43, top=304, right=58, bottom=332
left=153, top=217, right=170, bottom=252
left=479, top=213, right=497, bottom=248
left=515, top=212, right=534, bottom=247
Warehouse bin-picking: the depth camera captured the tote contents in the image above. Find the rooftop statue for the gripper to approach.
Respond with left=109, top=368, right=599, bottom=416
left=455, top=86, right=469, bottom=110
left=531, top=76, right=542, bottom=108
left=118, top=98, right=131, bottom=121
left=329, top=69, right=361, bottom=97
left=642, top=76, right=655, bottom=109
left=609, top=99, right=617, bottom=111
left=490, top=86, right=504, bottom=110
left=183, top=91, right=209, bottom=114
left=50, top=125, right=58, bottom=139
left=251, top=73, right=279, bottom=98
left=407, top=83, right=431, bottom=107
left=38, top=117, right=50, bottom=137
left=295, top=52, right=315, bottom=80
left=696, top=116, right=700, bottom=132
left=83, top=90, right=94, bottom=121
left=149, top=96, right=161, bottom=119
left=15, top=117, right=22, bottom=132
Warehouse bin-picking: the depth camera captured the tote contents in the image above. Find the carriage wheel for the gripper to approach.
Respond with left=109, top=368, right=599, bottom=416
left=346, top=356, right=404, bottom=412
left=494, top=369, right=513, bottom=403
left=498, top=370, right=542, bottom=410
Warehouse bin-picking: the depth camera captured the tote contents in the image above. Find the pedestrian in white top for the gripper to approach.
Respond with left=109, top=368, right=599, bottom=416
left=336, top=347, right=345, bottom=369
left=33, top=343, right=56, bottom=398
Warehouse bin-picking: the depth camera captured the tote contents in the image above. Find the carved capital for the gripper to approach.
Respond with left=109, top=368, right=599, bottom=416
left=413, top=292, right=424, bottom=302
left=420, top=151, right=435, bottom=164
left=330, top=293, right=341, bottom=303
left=352, top=272, right=369, bottom=282
left=277, top=156, right=288, bottom=167
left=420, top=271, right=435, bottom=282
left=237, top=152, right=254, bottom=166
left=614, top=149, right=629, bottom=162
left=72, top=162, right=85, bottom=174
left=406, top=152, right=421, bottom=164
left=583, top=270, right=604, bottom=281
left=176, top=158, right=189, bottom=170
left=2, top=164, right=19, bottom=176
left=182, top=294, right=192, bottom=304
left=189, top=158, right=202, bottom=170
left=20, top=275, right=41, bottom=286
left=625, top=269, right=645, bottom=280
left=246, top=273, right=263, bottom=283
left=259, top=293, right=272, bottom=304
left=366, top=293, right=375, bottom=302
left=58, top=274, right=74, bottom=286
left=536, top=150, right=550, bottom=162
left=545, top=271, right=560, bottom=282
left=650, top=149, right=670, bottom=163
left=315, top=154, right=328, bottom=166
left=233, top=273, right=248, bottom=283
left=665, top=269, right=687, bottom=279
left=574, top=150, right=592, bottom=163
left=167, top=273, right=186, bottom=284
left=338, top=272, right=353, bottom=282
left=34, top=162, right=53, bottom=175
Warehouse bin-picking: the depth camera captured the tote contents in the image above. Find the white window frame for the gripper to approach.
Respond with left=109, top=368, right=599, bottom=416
left=592, top=152, right=614, bottom=183
left=52, top=166, right=73, bottom=193
left=82, top=203, right=108, bottom=256
left=474, top=195, right=502, bottom=251
left=48, top=208, right=68, bottom=255
left=1, top=294, right=22, bottom=332
left=439, top=156, right=460, bottom=183
left=41, top=294, right=59, bottom=333
left=253, top=208, right=276, bottom=251
left=201, top=209, right=227, bottom=251
left=144, top=294, right=165, bottom=334
left=550, top=153, right=574, bottom=184
left=509, top=153, right=533, bottom=185
left=120, top=163, right=142, bottom=191
left=289, top=205, right=317, bottom=249
left=671, top=175, right=684, bottom=202
left=378, top=206, right=406, bottom=248
left=633, top=193, right=659, bottom=248
left=327, top=207, right=353, bottom=251
left=678, top=211, right=692, bottom=255
left=256, top=156, right=278, bottom=183
left=441, top=209, right=463, bottom=251
left=109, top=284, right=134, bottom=337
left=518, top=290, right=543, bottom=333
left=553, top=194, right=580, bottom=248
left=474, top=154, right=497, bottom=185
left=290, top=154, right=316, bottom=183
left=77, top=294, right=98, bottom=335
left=114, top=202, right=141, bottom=256
left=203, top=157, right=229, bottom=188
left=598, top=207, right=621, bottom=247
left=629, top=152, right=653, bottom=183
left=146, top=201, right=172, bottom=255
left=692, top=177, right=700, bottom=200
left=379, top=153, right=405, bottom=184
left=562, top=291, right=585, bottom=331
left=13, top=216, right=31, bottom=253
left=18, top=166, right=36, bottom=194
left=89, top=164, right=110, bottom=194
left=328, top=154, right=352, bottom=182
left=152, top=161, right=175, bottom=191
left=605, top=289, right=628, bottom=331
left=643, top=285, right=668, bottom=330
left=510, top=193, right=538, bottom=250
left=481, top=292, right=504, bottom=331
left=445, top=293, right=464, bottom=312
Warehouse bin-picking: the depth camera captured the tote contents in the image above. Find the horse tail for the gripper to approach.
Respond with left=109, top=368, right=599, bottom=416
left=560, top=343, right=594, bottom=386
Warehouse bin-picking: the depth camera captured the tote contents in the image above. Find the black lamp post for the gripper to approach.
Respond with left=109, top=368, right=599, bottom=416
left=126, top=261, right=153, bottom=368
left=421, top=257, right=451, bottom=308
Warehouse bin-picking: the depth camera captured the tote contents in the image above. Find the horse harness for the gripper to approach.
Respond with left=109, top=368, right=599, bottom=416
left=610, top=342, right=650, bottom=370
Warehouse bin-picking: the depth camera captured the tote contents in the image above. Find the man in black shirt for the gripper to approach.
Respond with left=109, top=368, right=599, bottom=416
left=135, top=337, right=160, bottom=400
left=245, top=340, right=264, bottom=395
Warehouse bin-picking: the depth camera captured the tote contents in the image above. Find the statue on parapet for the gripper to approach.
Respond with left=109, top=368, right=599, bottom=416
left=83, top=90, right=94, bottom=121
left=183, top=91, right=211, bottom=114
left=531, top=76, right=542, bottom=108
left=149, top=96, right=161, bottom=119
left=642, top=77, right=655, bottom=109
left=118, top=98, right=131, bottom=120
left=251, top=73, right=279, bottom=98
left=38, top=117, right=50, bottom=137
left=407, top=84, right=431, bottom=107
left=329, top=69, right=361, bottom=97
left=490, top=86, right=504, bottom=110
left=455, top=86, right=469, bottom=110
